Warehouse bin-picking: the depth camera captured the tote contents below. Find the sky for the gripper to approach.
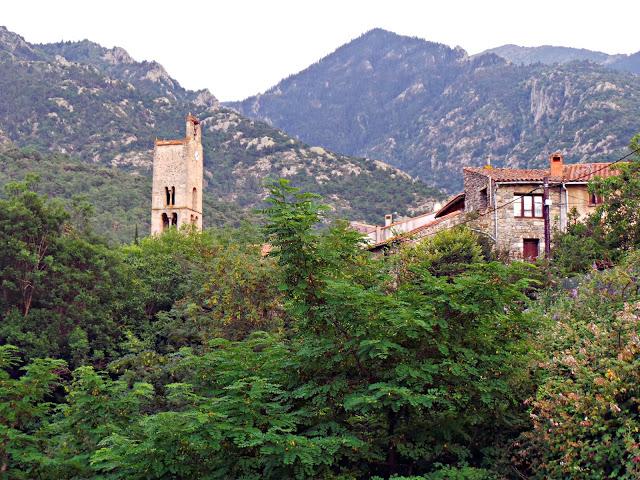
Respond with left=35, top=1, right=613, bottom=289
left=2, top=0, right=639, bottom=101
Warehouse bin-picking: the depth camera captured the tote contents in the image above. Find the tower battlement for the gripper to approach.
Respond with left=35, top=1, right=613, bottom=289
left=150, top=115, right=204, bottom=234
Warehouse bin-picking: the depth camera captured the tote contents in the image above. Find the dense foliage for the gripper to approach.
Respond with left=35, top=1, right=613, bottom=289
left=2, top=167, right=640, bottom=478
left=514, top=254, right=640, bottom=479
left=0, top=178, right=544, bottom=478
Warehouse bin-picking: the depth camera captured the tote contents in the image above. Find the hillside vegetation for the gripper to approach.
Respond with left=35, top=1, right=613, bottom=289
left=0, top=26, right=441, bottom=228
left=1, top=139, right=640, bottom=477
left=0, top=144, right=250, bottom=243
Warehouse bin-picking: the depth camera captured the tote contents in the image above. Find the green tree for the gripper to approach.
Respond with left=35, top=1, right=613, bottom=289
left=0, top=179, right=141, bottom=365
left=0, top=345, right=65, bottom=477
left=0, top=176, right=68, bottom=317
left=36, top=367, right=153, bottom=479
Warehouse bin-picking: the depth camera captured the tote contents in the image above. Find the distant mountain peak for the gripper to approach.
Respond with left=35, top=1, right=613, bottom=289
left=228, top=28, right=640, bottom=192
left=102, top=46, right=135, bottom=65
left=361, top=27, right=396, bottom=37
left=479, top=44, right=639, bottom=74
left=352, top=28, right=466, bottom=54
left=0, top=25, right=44, bottom=60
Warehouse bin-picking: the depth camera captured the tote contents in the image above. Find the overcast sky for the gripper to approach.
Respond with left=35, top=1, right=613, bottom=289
left=3, top=0, right=639, bottom=101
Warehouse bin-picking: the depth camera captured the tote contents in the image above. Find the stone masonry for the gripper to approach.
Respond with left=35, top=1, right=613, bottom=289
left=151, top=115, right=203, bottom=234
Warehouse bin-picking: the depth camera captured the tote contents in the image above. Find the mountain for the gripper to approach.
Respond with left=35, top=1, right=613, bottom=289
left=479, top=44, right=640, bottom=74
left=0, top=26, right=441, bottom=238
left=228, top=29, right=640, bottom=191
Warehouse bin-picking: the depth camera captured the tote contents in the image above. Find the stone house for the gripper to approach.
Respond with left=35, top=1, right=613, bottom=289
left=462, top=153, right=616, bottom=259
left=364, top=153, right=617, bottom=259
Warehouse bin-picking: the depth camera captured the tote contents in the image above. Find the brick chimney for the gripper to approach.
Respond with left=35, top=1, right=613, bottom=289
left=550, top=152, right=564, bottom=177
left=384, top=214, right=393, bottom=227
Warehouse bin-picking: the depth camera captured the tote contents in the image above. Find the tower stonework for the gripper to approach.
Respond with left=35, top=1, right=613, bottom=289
left=151, top=115, right=203, bottom=234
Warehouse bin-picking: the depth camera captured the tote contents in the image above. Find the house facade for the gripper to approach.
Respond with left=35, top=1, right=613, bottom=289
left=363, top=153, right=616, bottom=259
left=463, top=153, right=616, bottom=259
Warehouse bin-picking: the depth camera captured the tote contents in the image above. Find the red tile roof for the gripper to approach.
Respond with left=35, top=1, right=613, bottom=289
left=464, top=162, right=620, bottom=183
left=562, top=163, right=620, bottom=182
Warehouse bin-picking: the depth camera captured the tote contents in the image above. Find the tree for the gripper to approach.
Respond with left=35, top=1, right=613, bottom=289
left=0, top=179, right=142, bottom=366
left=0, top=345, right=65, bottom=477
left=0, top=176, right=68, bottom=317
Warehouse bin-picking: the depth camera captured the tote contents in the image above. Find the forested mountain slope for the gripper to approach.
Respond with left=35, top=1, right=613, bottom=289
left=0, top=26, right=441, bottom=233
left=229, top=29, right=640, bottom=190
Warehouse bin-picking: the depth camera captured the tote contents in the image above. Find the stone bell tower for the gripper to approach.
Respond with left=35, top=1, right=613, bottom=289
left=150, top=114, right=203, bottom=234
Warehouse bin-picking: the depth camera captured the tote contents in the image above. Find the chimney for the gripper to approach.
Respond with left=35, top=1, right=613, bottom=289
left=384, top=214, right=393, bottom=227
left=550, top=152, right=564, bottom=177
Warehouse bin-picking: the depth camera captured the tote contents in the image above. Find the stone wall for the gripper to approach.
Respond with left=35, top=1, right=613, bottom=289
left=491, top=183, right=562, bottom=259
left=463, top=169, right=491, bottom=214
left=463, top=169, right=567, bottom=259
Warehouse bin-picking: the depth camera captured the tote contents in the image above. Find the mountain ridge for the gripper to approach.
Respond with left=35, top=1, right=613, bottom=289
left=478, top=43, right=640, bottom=73
left=228, top=28, right=640, bottom=191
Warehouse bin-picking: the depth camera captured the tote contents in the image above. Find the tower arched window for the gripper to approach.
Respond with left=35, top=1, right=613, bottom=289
left=165, top=187, right=171, bottom=206
left=161, top=213, right=169, bottom=231
left=192, top=187, right=197, bottom=210
left=171, top=186, right=176, bottom=206
left=171, top=212, right=178, bottom=226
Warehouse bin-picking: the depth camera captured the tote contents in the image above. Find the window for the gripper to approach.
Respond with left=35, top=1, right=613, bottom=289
left=479, top=187, right=488, bottom=210
left=165, top=186, right=176, bottom=206
left=192, top=187, right=197, bottom=209
left=513, top=194, right=543, bottom=218
left=161, top=213, right=169, bottom=231
left=171, top=212, right=178, bottom=226
left=589, top=192, right=604, bottom=205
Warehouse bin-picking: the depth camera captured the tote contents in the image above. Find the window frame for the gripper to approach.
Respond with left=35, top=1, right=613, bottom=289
left=513, top=193, right=544, bottom=218
left=589, top=192, right=604, bottom=206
